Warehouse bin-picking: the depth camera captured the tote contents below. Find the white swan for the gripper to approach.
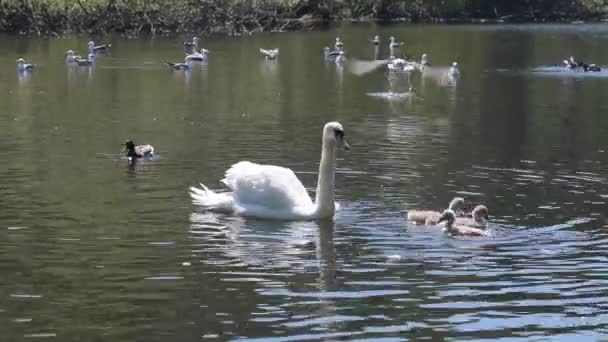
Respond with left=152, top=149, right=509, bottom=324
left=260, top=48, right=279, bottom=60
left=189, top=122, right=350, bottom=220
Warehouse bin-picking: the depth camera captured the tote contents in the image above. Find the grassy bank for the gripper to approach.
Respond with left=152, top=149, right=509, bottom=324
left=1, top=0, right=607, bottom=35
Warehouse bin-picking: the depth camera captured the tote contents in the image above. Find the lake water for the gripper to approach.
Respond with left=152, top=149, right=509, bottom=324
left=1, top=23, right=608, bottom=341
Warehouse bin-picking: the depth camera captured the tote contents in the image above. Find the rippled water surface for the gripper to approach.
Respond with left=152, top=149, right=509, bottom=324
left=2, top=24, right=608, bottom=341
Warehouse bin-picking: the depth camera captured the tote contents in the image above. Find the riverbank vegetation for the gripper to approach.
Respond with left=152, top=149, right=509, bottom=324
left=1, top=0, right=607, bottom=35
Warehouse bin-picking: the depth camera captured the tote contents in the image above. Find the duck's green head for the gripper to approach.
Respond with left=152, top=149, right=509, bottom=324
left=123, top=140, right=135, bottom=152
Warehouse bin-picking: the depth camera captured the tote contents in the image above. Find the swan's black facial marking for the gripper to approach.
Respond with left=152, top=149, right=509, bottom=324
left=333, top=128, right=350, bottom=151
left=333, top=128, right=344, bottom=140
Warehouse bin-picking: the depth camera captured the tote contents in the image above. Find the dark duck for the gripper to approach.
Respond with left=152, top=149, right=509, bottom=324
left=563, top=56, right=601, bottom=72
left=123, top=140, right=155, bottom=162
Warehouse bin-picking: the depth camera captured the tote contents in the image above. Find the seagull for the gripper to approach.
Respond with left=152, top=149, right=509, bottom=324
left=65, top=50, right=83, bottom=63
left=448, top=62, right=460, bottom=78
left=88, top=41, right=111, bottom=54
left=185, top=48, right=209, bottom=62
left=75, top=53, right=95, bottom=66
left=334, top=37, right=344, bottom=50
left=260, top=48, right=279, bottom=60
left=389, top=36, right=403, bottom=49
left=16, top=58, right=34, bottom=72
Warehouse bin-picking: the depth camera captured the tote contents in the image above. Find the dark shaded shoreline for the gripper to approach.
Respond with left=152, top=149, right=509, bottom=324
left=1, top=0, right=606, bottom=36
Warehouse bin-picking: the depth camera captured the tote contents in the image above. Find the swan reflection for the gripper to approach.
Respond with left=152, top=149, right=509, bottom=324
left=189, top=212, right=336, bottom=282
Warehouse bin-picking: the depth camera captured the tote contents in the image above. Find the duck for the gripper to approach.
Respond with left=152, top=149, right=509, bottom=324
left=371, top=35, right=380, bottom=45
left=260, top=48, right=279, bottom=60
left=389, top=36, right=403, bottom=49
left=563, top=56, right=601, bottom=72
left=438, top=209, right=488, bottom=237
left=407, top=197, right=465, bottom=225
left=448, top=62, right=460, bottom=78
left=334, top=37, right=344, bottom=50
left=75, top=53, right=95, bottom=66
left=583, top=63, right=601, bottom=72
left=189, top=122, right=350, bottom=220
left=184, top=37, right=200, bottom=54
left=166, top=59, right=191, bottom=71
left=16, top=58, right=34, bottom=72
left=123, top=140, right=154, bottom=161
left=455, top=204, right=489, bottom=229
left=185, top=48, right=209, bottom=62
left=65, top=50, right=83, bottom=64
left=88, top=41, right=111, bottom=54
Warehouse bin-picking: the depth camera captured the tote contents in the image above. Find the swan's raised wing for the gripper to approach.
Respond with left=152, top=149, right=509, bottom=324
left=221, top=161, right=314, bottom=211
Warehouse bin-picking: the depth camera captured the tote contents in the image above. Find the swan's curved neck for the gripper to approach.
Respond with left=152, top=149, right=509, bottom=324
left=314, top=139, right=336, bottom=218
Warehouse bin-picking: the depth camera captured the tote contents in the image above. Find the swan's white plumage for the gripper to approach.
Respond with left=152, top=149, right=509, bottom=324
left=224, top=161, right=313, bottom=211
left=189, top=184, right=234, bottom=212
left=190, top=122, right=349, bottom=220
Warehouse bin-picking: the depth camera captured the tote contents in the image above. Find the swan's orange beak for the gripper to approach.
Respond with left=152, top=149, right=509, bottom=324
left=342, top=137, right=350, bottom=151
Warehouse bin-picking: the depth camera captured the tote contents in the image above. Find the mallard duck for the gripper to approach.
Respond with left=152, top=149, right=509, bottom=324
left=563, top=56, right=601, bottom=72
left=260, top=48, right=279, bottom=60
left=16, top=58, right=34, bottom=72
left=583, top=63, right=601, bottom=72
left=88, top=41, right=111, bottom=54
left=438, top=209, right=488, bottom=237
left=123, top=140, right=154, bottom=161
left=407, top=197, right=465, bottom=225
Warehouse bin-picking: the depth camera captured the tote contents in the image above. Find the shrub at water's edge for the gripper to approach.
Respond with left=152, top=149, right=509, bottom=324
left=1, top=0, right=607, bottom=35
